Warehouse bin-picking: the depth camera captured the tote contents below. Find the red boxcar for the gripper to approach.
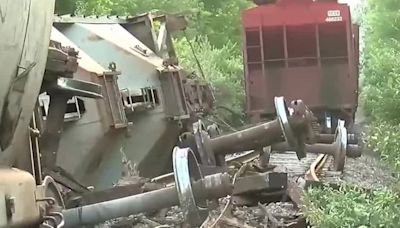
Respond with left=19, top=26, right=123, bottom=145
left=242, top=0, right=359, bottom=132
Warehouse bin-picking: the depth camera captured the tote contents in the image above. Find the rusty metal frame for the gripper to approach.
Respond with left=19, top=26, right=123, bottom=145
left=242, top=1, right=359, bottom=127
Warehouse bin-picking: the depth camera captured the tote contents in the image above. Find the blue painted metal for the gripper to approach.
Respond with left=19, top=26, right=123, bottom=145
left=49, top=23, right=178, bottom=189
left=54, top=23, right=163, bottom=93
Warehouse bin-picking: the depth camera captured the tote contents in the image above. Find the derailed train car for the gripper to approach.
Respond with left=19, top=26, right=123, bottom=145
left=243, top=0, right=359, bottom=132
left=0, top=9, right=214, bottom=195
left=40, top=14, right=215, bottom=190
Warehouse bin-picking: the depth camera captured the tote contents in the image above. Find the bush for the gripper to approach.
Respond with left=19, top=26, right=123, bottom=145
left=360, top=0, right=400, bottom=182
left=303, top=185, right=400, bottom=228
left=362, top=40, right=400, bottom=122
left=366, top=121, right=400, bottom=172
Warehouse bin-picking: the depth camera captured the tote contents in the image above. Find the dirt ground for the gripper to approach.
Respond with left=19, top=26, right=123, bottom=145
left=98, top=160, right=394, bottom=228
left=337, top=109, right=397, bottom=190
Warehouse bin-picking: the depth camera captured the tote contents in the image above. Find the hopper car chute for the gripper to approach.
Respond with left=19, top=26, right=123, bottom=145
left=243, top=0, right=359, bottom=132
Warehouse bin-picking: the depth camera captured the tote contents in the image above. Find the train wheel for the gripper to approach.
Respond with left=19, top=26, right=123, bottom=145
left=177, top=132, right=200, bottom=162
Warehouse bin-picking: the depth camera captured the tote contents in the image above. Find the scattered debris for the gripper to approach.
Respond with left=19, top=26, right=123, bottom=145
left=96, top=119, right=382, bottom=228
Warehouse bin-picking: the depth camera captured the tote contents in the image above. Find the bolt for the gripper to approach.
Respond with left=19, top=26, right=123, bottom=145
left=5, top=195, right=15, bottom=218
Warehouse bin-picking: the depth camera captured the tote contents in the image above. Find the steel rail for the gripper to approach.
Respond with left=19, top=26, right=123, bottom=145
left=305, top=154, right=329, bottom=182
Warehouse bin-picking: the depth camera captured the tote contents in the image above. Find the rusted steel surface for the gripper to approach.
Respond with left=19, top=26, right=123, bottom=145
left=273, top=142, right=360, bottom=158
left=69, top=182, right=145, bottom=206
left=317, top=133, right=358, bottom=144
left=184, top=97, right=318, bottom=168
left=64, top=173, right=231, bottom=227
left=182, top=77, right=215, bottom=114
left=305, top=154, right=327, bottom=182
left=151, top=150, right=260, bottom=186
left=242, top=0, right=359, bottom=126
left=272, top=141, right=360, bottom=172
left=62, top=148, right=233, bottom=227
left=210, top=119, right=283, bottom=156
left=272, top=120, right=360, bottom=171
left=159, top=69, right=214, bottom=119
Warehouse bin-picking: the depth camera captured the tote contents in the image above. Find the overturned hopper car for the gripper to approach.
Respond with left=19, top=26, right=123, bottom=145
left=243, top=0, right=359, bottom=132
left=42, top=14, right=215, bottom=190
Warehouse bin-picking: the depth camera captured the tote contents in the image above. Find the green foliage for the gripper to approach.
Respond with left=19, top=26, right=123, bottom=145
left=363, top=0, right=400, bottom=44
left=361, top=40, right=400, bottom=122
left=362, top=0, right=400, bottom=170
left=175, top=37, right=245, bottom=126
left=304, top=185, right=400, bottom=228
left=74, top=0, right=252, bottom=49
left=75, top=0, right=200, bottom=16
left=366, top=121, right=400, bottom=172
left=362, top=0, right=400, bottom=123
left=194, top=1, right=253, bottom=48
left=55, top=0, right=78, bottom=15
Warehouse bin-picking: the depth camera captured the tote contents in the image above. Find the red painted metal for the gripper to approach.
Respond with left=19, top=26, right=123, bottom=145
left=242, top=0, right=359, bottom=125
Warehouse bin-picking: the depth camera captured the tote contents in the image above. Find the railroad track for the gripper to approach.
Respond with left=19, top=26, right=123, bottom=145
left=306, top=154, right=329, bottom=182
left=150, top=150, right=260, bottom=186
left=151, top=150, right=337, bottom=186
left=149, top=149, right=339, bottom=228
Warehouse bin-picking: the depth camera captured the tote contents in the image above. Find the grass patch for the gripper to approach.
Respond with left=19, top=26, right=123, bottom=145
left=366, top=121, right=400, bottom=173
left=303, top=185, right=400, bottom=228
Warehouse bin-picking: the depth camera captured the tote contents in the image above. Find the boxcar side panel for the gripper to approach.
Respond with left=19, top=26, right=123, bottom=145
left=242, top=1, right=358, bottom=123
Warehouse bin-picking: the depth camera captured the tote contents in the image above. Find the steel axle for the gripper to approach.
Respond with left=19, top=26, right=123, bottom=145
left=272, top=120, right=358, bottom=171
left=189, top=97, right=318, bottom=167
left=62, top=148, right=232, bottom=227
left=317, top=133, right=358, bottom=144
left=181, top=97, right=360, bottom=172
left=272, top=142, right=360, bottom=159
